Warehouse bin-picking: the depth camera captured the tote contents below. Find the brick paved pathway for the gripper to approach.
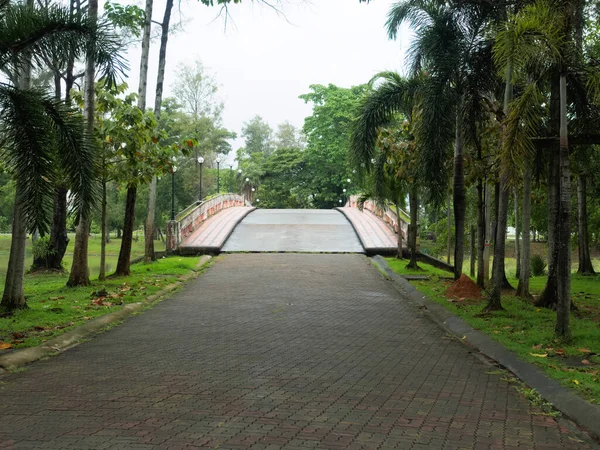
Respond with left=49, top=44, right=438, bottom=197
left=0, top=254, right=596, bottom=449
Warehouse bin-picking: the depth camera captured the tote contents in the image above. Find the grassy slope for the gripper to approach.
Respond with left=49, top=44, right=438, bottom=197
left=386, top=256, right=600, bottom=403
left=0, top=256, right=202, bottom=349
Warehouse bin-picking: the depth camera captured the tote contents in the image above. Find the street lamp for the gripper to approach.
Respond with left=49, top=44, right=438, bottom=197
left=197, top=156, right=204, bottom=202
left=343, top=188, right=347, bottom=205
left=229, top=165, right=233, bottom=193
left=216, top=156, right=222, bottom=193
left=170, top=165, right=178, bottom=220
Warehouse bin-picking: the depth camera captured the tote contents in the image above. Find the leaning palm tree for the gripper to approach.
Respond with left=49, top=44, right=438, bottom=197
left=0, top=1, right=125, bottom=310
left=386, top=0, right=501, bottom=279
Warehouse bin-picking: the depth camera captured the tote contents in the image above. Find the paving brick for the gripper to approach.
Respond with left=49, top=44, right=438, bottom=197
left=0, top=254, right=596, bottom=449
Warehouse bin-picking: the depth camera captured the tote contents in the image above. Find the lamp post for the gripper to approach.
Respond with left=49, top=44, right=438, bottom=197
left=216, top=156, right=222, bottom=193
left=343, top=188, right=347, bottom=205
left=170, top=165, right=178, bottom=221
left=229, top=165, right=233, bottom=193
left=197, top=156, right=204, bottom=202
left=245, top=177, right=249, bottom=201
left=251, top=187, right=255, bottom=203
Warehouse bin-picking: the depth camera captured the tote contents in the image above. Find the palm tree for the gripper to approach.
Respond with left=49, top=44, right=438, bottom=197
left=494, top=0, right=600, bottom=339
left=386, top=0, right=500, bottom=279
left=0, top=1, right=125, bottom=309
left=349, top=72, right=426, bottom=266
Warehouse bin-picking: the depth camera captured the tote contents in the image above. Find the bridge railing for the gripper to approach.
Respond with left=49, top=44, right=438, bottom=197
left=166, top=194, right=251, bottom=252
left=346, top=195, right=409, bottom=240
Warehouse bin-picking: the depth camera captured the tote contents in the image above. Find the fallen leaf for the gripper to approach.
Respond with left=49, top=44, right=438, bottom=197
left=34, top=326, right=46, bottom=331
left=572, top=379, right=580, bottom=385
left=578, top=348, right=591, bottom=354
left=530, top=353, right=548, bottom=358
left=555, top=349, right=565, bottom=356
left=532, top=344, right=542, bottom=350
left=581, top=360, right=591, bottom=366
left=83, top=316, right=93, bottom=320
left=12, top=332, right=25, bottom=339
left=0, top=342, right=13, bottom=350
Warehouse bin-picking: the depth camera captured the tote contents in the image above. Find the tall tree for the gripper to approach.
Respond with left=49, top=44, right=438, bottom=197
left=241, top=115, right=274, bottom=156
left=386, top=0, right=500, bottom=279
left=0, top=1, right=121, bottom=307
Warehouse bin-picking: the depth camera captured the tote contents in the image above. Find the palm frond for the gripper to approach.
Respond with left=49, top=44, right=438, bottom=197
left=0, top=3, right=127, bottom=86
left=0, top=83, right=57, bottom=233
left=350, top=75, right=416, bottom=175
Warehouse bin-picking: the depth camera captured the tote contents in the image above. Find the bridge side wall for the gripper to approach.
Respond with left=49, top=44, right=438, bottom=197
left=347, top=196, right=409, bottom=240
left=167, top=194, right=250, bottom=251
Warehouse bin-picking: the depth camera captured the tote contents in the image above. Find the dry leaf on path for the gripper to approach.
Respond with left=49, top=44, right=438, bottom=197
left=0, top=342, right=13, bottom=350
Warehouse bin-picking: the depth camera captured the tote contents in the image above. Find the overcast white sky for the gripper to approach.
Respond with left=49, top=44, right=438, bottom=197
left=124, top=0, right=412, bottom=163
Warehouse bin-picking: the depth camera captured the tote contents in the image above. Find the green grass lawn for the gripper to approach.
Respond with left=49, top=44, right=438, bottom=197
left=387, top=256, right=600, bottom=403
left=385, top=257, right=453, bottom=277
left=0, top=256, right=204, bottom=349
left=0, top=232, right=149, bottom=279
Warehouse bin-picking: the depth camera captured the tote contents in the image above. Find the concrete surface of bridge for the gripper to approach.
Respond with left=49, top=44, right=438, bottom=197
left=221, top=209, right=364, bottom=253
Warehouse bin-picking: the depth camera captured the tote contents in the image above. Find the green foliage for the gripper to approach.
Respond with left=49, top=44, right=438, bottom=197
left=530, top=254, right=547, bottom=277
left=103, top=1, right=145, bottom=37
left=31, top=236, right=54, bottom=261
left=299, top=84, right=368, bottom=208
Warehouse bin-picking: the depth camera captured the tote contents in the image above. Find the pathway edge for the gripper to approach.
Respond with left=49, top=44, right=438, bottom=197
left=0, top=255, right=212, bottom=372
left=371, top=254, right=600, bottom=441
left=334, top=207, right=368, bottom=254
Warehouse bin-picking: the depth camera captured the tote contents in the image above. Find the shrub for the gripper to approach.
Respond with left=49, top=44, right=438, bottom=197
left=530, top=255, right=547, bottom=276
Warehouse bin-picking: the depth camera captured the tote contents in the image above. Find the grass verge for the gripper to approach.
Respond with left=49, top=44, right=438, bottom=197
left=0, top=256, right=203, bottom=350
left=386, top=258, right=600, bottom=404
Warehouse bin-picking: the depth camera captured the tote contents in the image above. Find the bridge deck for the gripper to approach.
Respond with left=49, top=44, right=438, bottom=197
left=222, top=209, right=364, bottom=253
left=179, top=206, right=255, bottom=254
left=336, top=207, right=399, bottom=255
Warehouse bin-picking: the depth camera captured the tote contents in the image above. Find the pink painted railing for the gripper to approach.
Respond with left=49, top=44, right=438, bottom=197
left=347, top=195, right=409, bottom=240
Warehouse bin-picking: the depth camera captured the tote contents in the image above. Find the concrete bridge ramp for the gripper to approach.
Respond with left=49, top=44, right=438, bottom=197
left=222, top=209, right=364, bottom=253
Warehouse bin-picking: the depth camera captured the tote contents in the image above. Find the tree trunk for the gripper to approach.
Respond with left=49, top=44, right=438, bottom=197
left=394, top=202, right=403, bottom=259
left=447, top=191, right=452, bottom=265
left=67, top=0, right=97, bottom=287
left=67, top=215, right=91, bottom=287
left=1, top=191, right=28, bottom=310
left=514, top=188, right=521, bottom=279
left=114, top=186, right=137, bottom=276
left=2, top=0, right=32, bottom=309
left=99, top=179, right=107, bottom=281
left=577, top=175, right=595, bottom=274
left=536, top=75, right=560, bottom=308
left=516, top=163, right=532, bottom=299
left=470, top=225, right=476, bottom=278
left=453, top=110, right=465, bottom=280
left=555, top=73, right=571, bottom=340
left=476, top=180, right=485, bottom=287
left=144, top=0, right=173, bottom=264
left=487, top=175, right=509, bottom=311
left=31, top=186, right=69, bottom=272
left=406, top=188, right=420, bottom=270
left=483, top=182, right=492, bottom=284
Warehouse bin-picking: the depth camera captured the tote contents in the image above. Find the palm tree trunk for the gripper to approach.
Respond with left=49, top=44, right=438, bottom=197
left=406, top=187, right=419, bottom=270
left=577, top=175, right=595, bottom=274
left=99, top=179, right=107, bottom=281
left=470, top=225, right=476, bottom=278
left=487, top=175, right=509, bottom=311
left=144, top=0, right=173, bottom=264
left=483, top=182, right=492, bottom=283
left=446, top=191, right=451, bottom=265
left=2, top=0, right=33, bottom=309
left=476, top=180, right=485, bottom=287
left=514, top=188, right=521, bottom=279
left=555, top=73, right=571, bottom=340
left=516, top=163, right=532, bottom=299
left=1, top=192, right=28, bottom=310
left=67, top=0, right=97, bottom=287
left=453, top=111, right=465, bottom=279
left=536, top=75, right=560, bottom=308
left=394, top=202, right=403, bottom=259
left=114, top=186, right=137, bottom=276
